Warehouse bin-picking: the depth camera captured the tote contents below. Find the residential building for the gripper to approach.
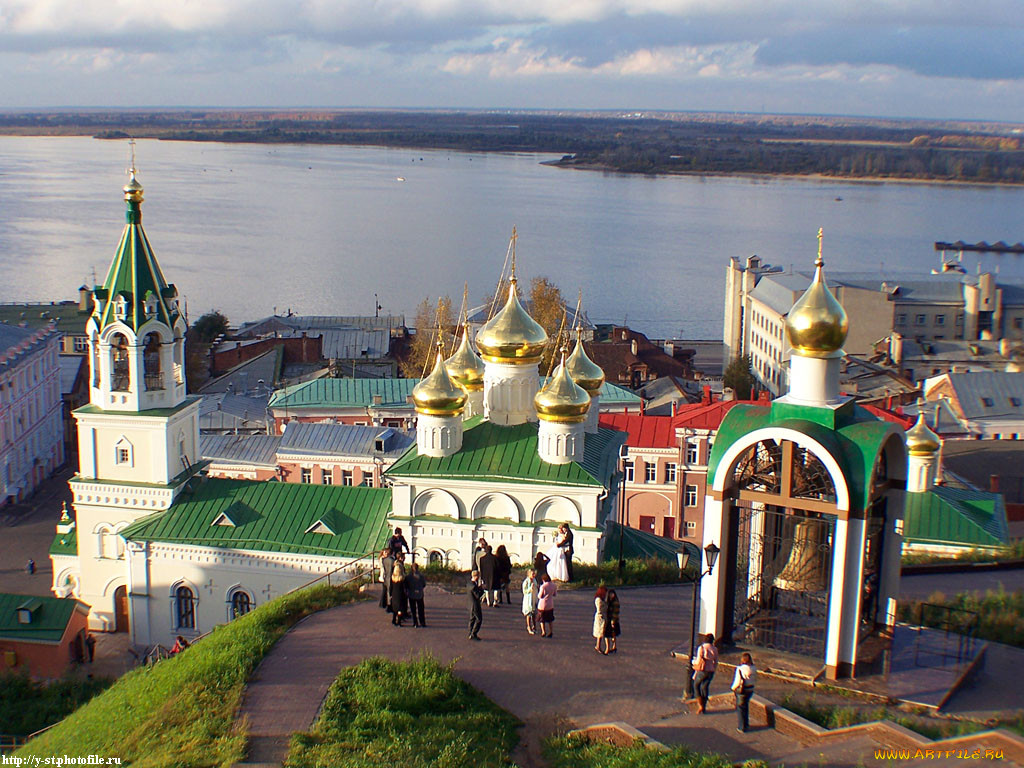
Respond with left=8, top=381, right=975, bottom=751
left=723, top=254, right=1024, bottom=396
left=0, top=288, right=94, bottom=356
left=588, top=326, right=693, bottom=389
left=924, top=371, right=1024, bottom=439
left=0, top=324, right=64, bottom=506
left=0, top=592, right=90, bottom=678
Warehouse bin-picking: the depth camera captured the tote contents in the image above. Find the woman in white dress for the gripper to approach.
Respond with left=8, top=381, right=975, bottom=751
left=545, top=530, right=570, bottom=582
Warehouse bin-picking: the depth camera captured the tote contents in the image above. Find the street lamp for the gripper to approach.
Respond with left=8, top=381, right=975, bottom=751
left=684, top=541, right=720, bottom=699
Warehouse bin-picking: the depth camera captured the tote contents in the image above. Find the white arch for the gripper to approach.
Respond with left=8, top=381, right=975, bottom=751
left=101, top=575, right=128, bottom=598
left=412, top=488, right=460, bottom=519
left=711, top=426, right=851, bottom=512
left=472, top=492, right=520, bottom=522
left=99, top=322, right=138, bottom=346
left=135, top=319, right=173, bottom=343
left=169, top=577, right=200, bottom=598
left=531, top=495, right=582, bottom=527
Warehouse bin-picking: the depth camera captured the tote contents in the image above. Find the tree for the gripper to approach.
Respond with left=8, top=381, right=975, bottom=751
left=185, top=310, right=230, bottom=392
left=190, top=310, right=229, bottom=344
left=528, top=276, right=570, bottom=373
left=399, top=296, right=455, bottom=378
left=723, top=355, right=755, bottom=400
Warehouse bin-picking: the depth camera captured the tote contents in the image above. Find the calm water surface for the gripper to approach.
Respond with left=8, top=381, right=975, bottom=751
left=1, top=136, right=1023, bottom=339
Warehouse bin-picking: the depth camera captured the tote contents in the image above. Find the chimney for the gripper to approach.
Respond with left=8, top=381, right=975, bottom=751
left=722, top=387, right=735, bottom=402
left=373, top=394, right=383, bottom=406
left=990, top=474, right=1000, bottom=493
left=671, top=400, right=677, bottom=417
left=702, top=385, right=711, bottom=405
left=78, top=285, right=91, bottom=313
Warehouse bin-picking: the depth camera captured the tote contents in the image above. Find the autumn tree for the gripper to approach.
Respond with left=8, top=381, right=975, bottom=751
left=399, top=295, right=456, bottom=377
left=723, top=354, right=755, bottom=400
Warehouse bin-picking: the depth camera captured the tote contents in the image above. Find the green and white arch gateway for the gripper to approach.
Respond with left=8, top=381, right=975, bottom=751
left=700, top=247, right=913, bottom=680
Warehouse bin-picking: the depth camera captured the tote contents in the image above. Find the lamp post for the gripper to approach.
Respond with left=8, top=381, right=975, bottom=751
left=617, top=444, right=629, bottom=576
left=684, top=541, right=720, bottom=699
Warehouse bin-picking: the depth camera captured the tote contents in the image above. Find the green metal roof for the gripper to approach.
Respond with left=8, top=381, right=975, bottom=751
left=0, top=593, right=84, bottom=644
left=94, top=184, right=181, bottom=334
left=601, top=522, right=695, bottom=565
left=386, top=417, right=626, bottom=488
left=707, top=402, right=902, bottom=513
left=74, top=395, right=202, bottom=419
left=121, top=477, right=391, bottom=558
left=0, top=302, right=90, bottom=337
left=49, top=528, right=77, bottom=556
left=269, top=377, right=640, bottom=411
left=903, top=486, right=1009, bottom=549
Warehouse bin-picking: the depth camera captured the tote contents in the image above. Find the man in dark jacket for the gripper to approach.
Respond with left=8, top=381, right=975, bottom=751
left=467, top=570, right=484, bottom=640
left=559, top=524, right=575, bottom=582
left=379, top=548, right=395, bottom=612
left=405, top=563, right=427, bottom=627
left=388, top=527, right=410, bottom=559
left=478, top=545, right=498, bottom=606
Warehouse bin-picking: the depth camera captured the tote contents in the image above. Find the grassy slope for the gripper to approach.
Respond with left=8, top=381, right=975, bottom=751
left=16, top=583, right=357, bottom=768
left=286, top=656, right=519, bottom=768
left=898, top=587, right=1024, bottom=648
left=543, top=735, right=740, bottom=768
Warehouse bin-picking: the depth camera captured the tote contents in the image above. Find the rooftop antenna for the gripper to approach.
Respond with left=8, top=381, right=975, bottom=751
left=450, top=283, right=469, bottom=357
left=487, top=227, right=517, bottom=322
left=374, top=293, right=381, bottom=319
left=127, top=138, right=138, bottom=178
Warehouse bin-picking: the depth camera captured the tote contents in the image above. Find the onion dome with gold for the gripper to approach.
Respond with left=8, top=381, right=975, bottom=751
left=412, top=348, right=468, bottom=416
left=534, top=355, right=591, bottom=423
left=565, top=326, right=605, bottom=395
left=445, top=328, right=486, bottom=391
left=905, top=413, right=940, bottom=456
left=785, top=232, right=848, bottom=359
left=475, top=276, right=549, bottom=364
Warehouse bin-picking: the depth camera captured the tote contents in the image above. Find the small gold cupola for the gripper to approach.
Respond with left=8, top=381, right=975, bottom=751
left=565, top=325, right=604, bottom=395
left=445, top=328, right=486, bottom=392
left=905, top=412, right=940, bottom=456
left=475, top=274, right=548, bottom=365
left=785, top=229, right=848, bottom=359
left=413, top=348, right=467, bottom=416
left=535, top=354, right=591, bottom=423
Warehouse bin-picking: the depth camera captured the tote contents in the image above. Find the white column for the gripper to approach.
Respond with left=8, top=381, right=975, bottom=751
left=484, top=361, right=539, bottom=425
left=878, top=492, right=904, bottom=631
left=127, top=540, right=152, bottom=647
left=537, top=420, right=584, bottom=464
left=584, top=394, right=601, bottom=433
left=463, top=390, right=485, bottom=420
left=698, top=496, right=727, bottom=640
left=416, top=413, right=463, bottom=458
left=787, top=355, right=841, bottom=405
left=906, top=454, right=937, bottom=493
left=825, top=516, right=866, bottom=678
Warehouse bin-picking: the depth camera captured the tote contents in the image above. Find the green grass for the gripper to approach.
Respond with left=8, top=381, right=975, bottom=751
left=285, top=656, right=519, bottom=768
left=897, top=587, right=1024, bottom=648
left=16, top=582, right=359, bottom=768
left=901, top=540, right=1024, bottom=566
left=0, top=673, right=113, bottom=736
left=542, top=734, right=752, bottom=768
left=421, top=557, right=690, bottom=592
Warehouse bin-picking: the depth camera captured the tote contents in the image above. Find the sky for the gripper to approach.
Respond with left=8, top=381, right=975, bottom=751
left=1, top=0, right=1022, bottom=122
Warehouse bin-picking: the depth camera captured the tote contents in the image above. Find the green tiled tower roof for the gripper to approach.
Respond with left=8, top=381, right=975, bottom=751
left=93, top=167, right=181, bottom=334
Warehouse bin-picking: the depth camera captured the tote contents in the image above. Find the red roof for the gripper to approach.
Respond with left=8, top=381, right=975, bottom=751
left=861, top=404, right=914, bottom=430
left=598, top=413, right=677, bottom=448
left=671, top=399, right=754, bottom=430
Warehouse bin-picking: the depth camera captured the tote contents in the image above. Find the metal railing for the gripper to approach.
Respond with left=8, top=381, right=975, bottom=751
left=287, top=549, right=379, bottom=595
left=0, top=734, right=27, bottom=754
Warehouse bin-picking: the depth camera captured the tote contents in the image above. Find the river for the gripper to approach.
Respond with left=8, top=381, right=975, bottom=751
left=1, top=136, right=1023, bottom=340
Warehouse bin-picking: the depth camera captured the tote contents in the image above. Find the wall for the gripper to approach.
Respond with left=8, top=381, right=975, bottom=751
left=0, top=605, right=89, bottom=679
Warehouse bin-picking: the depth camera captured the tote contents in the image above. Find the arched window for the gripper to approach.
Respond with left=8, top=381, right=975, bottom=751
left=110, top=334, right=130, bottom=392
left=428, top=550, right=445, bottom=565
left=91, top=335, right=101, bottom=388
left=174, top=585, right=196, bottom=630
left=172, top=333, right=184, bottom=385
left=143, top=333, right=163, bottom=390
left=229, top=590, right=252, bottom=619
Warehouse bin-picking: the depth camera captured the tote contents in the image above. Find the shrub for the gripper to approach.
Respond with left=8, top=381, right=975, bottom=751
left=897, top=587, right=1024, bottom=648
left=0, top=673, right=112, bottom=736
left=543, top=734, right=735, bottom=768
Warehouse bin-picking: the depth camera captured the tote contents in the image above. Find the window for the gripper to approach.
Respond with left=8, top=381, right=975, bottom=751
left=956, top=313, right=964, bottom=326
left=1014, top=317, right=1024, bottom=331
left=685, top=485, right=698, bottom=507
left=321, top=469, right=333, bottom=485
left=230, top=590, right=252, bottom=619
left=341, top=470, right=354, bottom=486
left=117, top=448, right=130, bottom=464
left=686, top=441, right=699, bottom=464
left=645, top=463, right=657, bottom=483
left=665, top=463, right=677, bottom=484
left=73, top=336, right=89, bottom=353
left=895, top=313, right=907, bottom=326
left=361, top=474, right=373, bottom=487
left=623, top=461, right=634, bottom=482
left=914, top=314, right=927, bottom=326
left=1011, top=397, right=1022, bottom=407
left=175, top=586, right=196, bottom=630
left=685, top=521, right=697, bottom=534
left=300, top=468, right=312, bottom=484
left=638, top=515, right=655, bottom=533
left=935, top=314, right=945, bottom=326
left=981, top=397, right=994, bottom=407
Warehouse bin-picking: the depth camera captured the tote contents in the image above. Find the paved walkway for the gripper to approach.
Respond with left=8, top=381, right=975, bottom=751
left=238, top=584, right=809, bottom=767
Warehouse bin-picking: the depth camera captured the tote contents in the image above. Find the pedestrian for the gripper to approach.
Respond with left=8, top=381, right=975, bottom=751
left=85, top=632, right=96, bottom=663
left=521, top=567, right=539, bottom=635
left=557, top=523, right=574, bottom=582
left=533, top=550, right=549, bottom=580
left=479, top=545, right=498, bottom=607
left=692, top=633, right=719, bottom=713
left=26, top=559, right=35, bottom=575
left=606, top=589, right=620, bottom=653
left=495, top=545, right=513, bottom=604
left=390, top=556, right=408, bottom=626
left=731, top=652, right=757, bottom=733
left=473, top=537, right=488, bottom=571
left=170, top=635, right=189, bottom=654
left=405, top=562, right=427, bottom=628
left=537, top=573, right=557, bottom=638
left=388, top=527, right=411, bottom=559
left=468, top=570, right=484, bottom=641
left=593, top=586, right=610, bottom=654
left=379, top=548, right=395, bottom=612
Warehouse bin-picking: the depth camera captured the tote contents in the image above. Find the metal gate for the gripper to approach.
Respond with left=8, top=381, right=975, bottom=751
left=731, top=502, right=835, bottom=659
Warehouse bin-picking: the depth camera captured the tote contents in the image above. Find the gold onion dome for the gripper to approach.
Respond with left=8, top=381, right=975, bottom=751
left=475, top=277, right=549, bottom=364
left=905, top=413, right=940, bottom=456
left=445, top=329, right=486, bottom=391
left=785, top=254, right=848, bottom=359
left=534, top=357, right=591, bottom=423
left=123, top=169, right=144, bottom=204
left=565, top=331, right=604, bottom=394
left=412, top=351, right=467, bottom=416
